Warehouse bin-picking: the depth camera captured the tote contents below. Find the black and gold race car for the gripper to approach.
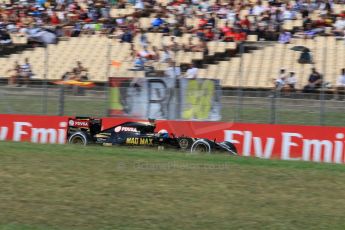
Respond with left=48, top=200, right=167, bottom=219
left=67, top=117, right=237, bottom=155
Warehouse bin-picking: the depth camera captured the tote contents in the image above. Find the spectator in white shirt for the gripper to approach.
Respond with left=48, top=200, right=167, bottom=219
left=160, top=46, right=171, bottom=63
left=286, top=71, right=297, bottom=93
left=165, top=60, right=181, bottom=79
left=333, top=17, right=345, bottom=36
left=139, top=29, right=149, bottom=48
left=273, top=68, right=287, bottom=92
left=226, top=6, right=236, bottom=22
left=134, top=0, right=144, bottom=10
left=6, top=24, right=17, bottom=33
left=217, top=6, right=228, bottom=19
left=252, top=1, right=266, bottom=16
left=139, top=47, right=150, bottom=59
left=282, top=8, right=296, bottom=20
left=185, top=63, right=198, bottom=79
left=334, top=68, right=345, bottom=100
left=19, top=58, right=33, bottom=87
left=278, top=30, right=292, bottom=44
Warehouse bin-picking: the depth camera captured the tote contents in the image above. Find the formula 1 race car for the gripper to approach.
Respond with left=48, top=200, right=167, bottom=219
left=67, top=117, right=237, bottom=155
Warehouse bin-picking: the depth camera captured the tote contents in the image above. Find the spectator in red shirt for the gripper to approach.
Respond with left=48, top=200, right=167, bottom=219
left=50, top=13, right=60, bottom=25
left=339, top=11, right=345, bottom=18
left=240, top=15, right=251, bottom=32
left=198, top=14, right=208, bottom=28
left=204, top=27, right=215, bottom=41
left=220, top=22, right=232, bottom=40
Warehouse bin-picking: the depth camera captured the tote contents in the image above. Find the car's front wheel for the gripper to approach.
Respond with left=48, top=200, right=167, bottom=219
left=191, top=140, right=211, bottom=153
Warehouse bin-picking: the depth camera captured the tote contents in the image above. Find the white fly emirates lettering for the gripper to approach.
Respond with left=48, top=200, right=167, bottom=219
left=0, top=122, right=67, bottom=144
left=224, top=130, right=345, bottom=164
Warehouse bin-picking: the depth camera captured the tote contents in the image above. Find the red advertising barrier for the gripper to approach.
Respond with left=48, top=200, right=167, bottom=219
left=1, top=114, right=345, bottom=164
left=99, top=118, right=345, bottom=164
left=0, top=114, right=68, bottom=144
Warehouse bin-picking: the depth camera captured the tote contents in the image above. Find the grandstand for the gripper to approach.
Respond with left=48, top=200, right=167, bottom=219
left=199, top=36, right=345, bottom=88
left=1, top=35, right=344, bottom=89
left=0, top=33, right=235, bottom=82
left=0, top=0, right=345, bottom=91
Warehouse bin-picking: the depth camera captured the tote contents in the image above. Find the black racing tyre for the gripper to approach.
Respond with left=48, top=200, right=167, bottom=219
left=191, top=140, right=211, bottom=153
left=223, top=141, right=237, bottom=155
left=68, top=132, right=88, bottom=146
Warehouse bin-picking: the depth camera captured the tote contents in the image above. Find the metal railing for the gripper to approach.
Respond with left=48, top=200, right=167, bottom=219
left=1, top=86, right=344, bottom=126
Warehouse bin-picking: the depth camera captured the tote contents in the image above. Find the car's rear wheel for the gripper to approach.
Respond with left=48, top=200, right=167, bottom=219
left=68, top=132, right=88, bottom=146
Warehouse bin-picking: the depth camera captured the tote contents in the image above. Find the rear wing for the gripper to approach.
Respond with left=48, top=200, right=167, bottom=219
left=68, top=117, right=102, bottom=135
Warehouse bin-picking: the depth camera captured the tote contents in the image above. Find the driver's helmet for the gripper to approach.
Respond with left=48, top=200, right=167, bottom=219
left=158, top=129, right=169, bottom=138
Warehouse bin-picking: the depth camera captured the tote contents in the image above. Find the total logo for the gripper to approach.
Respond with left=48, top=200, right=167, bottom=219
left=69, top=120, right=89, bottom=127
left=114, top=126, right=138, bottom=132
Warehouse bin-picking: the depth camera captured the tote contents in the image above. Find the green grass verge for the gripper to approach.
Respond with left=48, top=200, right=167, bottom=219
left=0, top=142, right=345, bottom=230
left=0, top=95, right=107, bottom=116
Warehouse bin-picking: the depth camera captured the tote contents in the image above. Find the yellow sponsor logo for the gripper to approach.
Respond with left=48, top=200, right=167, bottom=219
left=182, top=79, right=215, bottom=120
left=126, top=138, right=153, bottom=145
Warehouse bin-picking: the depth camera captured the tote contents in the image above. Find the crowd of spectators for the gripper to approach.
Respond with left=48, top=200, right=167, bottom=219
left=273, top=67, right=337, bottom=96
left=1, top=0, right=344, bottom=45
left=1, top=0, right=345, bottom=86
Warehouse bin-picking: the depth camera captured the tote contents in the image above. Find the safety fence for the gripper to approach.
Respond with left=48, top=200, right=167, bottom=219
left=0, top=85, right=344, bottom=127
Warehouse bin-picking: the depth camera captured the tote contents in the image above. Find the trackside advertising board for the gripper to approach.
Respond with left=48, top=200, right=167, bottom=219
left=158, top=121, right=345, bottom=164
left=1, top=114, right=345, bottom=164
left=0, top=114, right=68, bottom=144
left=108, top=77, right=222, bottom=121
